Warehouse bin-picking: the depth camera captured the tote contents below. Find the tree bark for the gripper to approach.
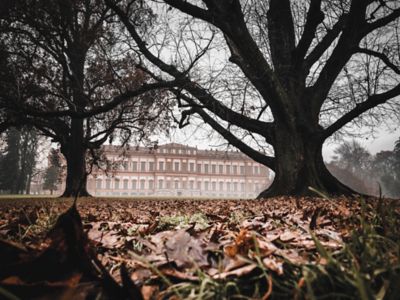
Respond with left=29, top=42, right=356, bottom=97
left=60, top=118, right=91, bottom=198
left=257, top=125, right=357, bottom=198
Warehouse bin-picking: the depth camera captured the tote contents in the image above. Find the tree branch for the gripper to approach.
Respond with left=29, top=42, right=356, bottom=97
left=304, top=14, right=347, bottom=70
left=1, top=80, right=177, bottom=119
left=366, top=7, right=400, bottom=33
left=322, top=83, right=400, bottom=139
left=163, top=0, right=211, bottom=22
left=294, top=0, right=324, bottom=64
left=193, top=105, right=275, bottom=170
left=173, top=87, right=275, bottom=144
left=107, top=0, right=276, bottom=144
left=159, top=0, right=288, bottom=119
left=357, top=47, right=400, bottom=74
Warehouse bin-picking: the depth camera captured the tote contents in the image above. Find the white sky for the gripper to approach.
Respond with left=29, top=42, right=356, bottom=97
left=157, top=123, right=399, bottom=163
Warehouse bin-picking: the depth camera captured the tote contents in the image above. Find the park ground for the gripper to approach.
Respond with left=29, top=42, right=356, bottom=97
left=0, top=196, right=399, bottom=299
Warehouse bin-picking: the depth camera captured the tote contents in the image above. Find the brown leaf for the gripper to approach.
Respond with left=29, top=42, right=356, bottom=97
left=224, top=229, right=255, bottom=258
left=212, top=263, right=257, bottom=279
left=139, top=220, right=159, bottom=236
left=279, top=230, right=298, bottom=242
left=160, top=267, right=198, bottom=281
left=262, top=257, right=283, bottom=275
left=141, top=285, right=159, bottom=300
left=164, top=230, right=208, bottom=268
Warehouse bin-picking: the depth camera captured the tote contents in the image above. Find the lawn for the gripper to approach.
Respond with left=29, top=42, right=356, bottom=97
left=0, top=196, right=399, bottom=299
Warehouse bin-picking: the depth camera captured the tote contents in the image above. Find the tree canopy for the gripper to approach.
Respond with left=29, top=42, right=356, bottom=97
left=0, top=0, right=172, bottom=196
left=106, top=0, right=400, bottom=197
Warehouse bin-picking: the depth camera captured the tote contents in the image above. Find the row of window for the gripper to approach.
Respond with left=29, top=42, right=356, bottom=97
left=95, top=191, right=258, bottom=197
left=94, top=179, right=262, bottom=192
left=120, top=161, right=262, bottom=175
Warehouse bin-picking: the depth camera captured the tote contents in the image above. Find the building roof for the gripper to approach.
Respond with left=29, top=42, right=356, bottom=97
left=102, top=143, right=256, bottom=162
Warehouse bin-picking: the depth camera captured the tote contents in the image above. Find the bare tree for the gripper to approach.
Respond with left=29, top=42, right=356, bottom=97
left=108, top=0, right=400, bottom=197
left=0, top=0, right=173, bottom=197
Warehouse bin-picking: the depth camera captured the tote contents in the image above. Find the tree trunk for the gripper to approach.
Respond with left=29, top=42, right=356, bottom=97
left=60, top=118, right=91, bottom=198
left=258, top=126, right=357, bottom=198
left=25, top=173, right=32, bottom=194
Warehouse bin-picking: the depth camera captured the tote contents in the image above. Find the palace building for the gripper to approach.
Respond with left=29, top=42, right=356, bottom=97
left=73, top=143, right=271, bottom=198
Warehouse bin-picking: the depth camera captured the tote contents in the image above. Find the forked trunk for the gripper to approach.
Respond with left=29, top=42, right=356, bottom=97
left=258, top=127, right=357, bottom=198
left=60, top=118, right=91, bottom=198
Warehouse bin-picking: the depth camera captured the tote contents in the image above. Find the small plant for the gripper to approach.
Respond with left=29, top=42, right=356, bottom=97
left=158, top=213, right=210, bottom=231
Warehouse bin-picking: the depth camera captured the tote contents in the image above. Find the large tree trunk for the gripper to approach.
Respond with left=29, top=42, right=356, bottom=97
left=258, top=126, right=357, bottom=198
left=60, top=118, right=90, bottom=198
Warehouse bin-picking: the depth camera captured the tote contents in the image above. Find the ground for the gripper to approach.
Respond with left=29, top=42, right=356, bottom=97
left=0, top=196, right=399, bottom=299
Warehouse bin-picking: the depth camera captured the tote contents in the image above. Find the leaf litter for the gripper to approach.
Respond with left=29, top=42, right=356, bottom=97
left=0, top=196, right=399, bottom=299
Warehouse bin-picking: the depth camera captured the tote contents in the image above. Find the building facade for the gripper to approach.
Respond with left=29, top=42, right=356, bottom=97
left=79, top=143, right=271, bottom=198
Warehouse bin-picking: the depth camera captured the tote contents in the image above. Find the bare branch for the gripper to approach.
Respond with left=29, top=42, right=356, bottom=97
left=366, top=7, right=400, bottom=32
left=163, top=0, right=211, bottom=22
left=193, top=105, right=275, bottom=170
left=305, top=14, right=347, bottom=70
left=357, top=47, right=400, bottom=74
left=294, top=0, right=324, bottom=64
left=323, top=83, right=400, bottom=139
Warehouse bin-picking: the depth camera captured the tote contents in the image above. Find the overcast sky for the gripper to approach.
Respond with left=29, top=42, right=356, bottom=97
left=158, top=123, right=399, bottom=163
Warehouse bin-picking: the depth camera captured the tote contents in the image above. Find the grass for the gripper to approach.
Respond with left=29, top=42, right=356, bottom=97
left=158, top=213, right=210, bottom=231
left=135, top=197, right=400, bottom=300
left=1, top=195, right=398, bottom=299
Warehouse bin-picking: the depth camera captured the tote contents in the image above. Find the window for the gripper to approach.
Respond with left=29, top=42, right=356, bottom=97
left=132, top=161, right=137, bottom=171
left=240, top=166, right=245, bottom=175
left=141, top=161, right=146, bottom=171
left=254, top=166, right=259, bottom=175
left=233, top=166, right=238, bottom=174
left=204, top=164, right=209, bottom=173
left=166, top=162, right=172, bottom=171
left=226, top=165, right=231, bottom=174
left=219, top=165, right=223, bottom=174
left=212, top=182, right=216, bottom=191
left=106, top=179, right=111, bottom=189
left=182, top=163, right=187, bottom=172
left=158, top=179, right=164, bottom=189
left=131, top=180, right=137, bottom=189
left=189, top=163, right=195, bottom=172
left=219, top=181, right=224, bottom=191
left=96, top=179, right=102, bottom=189
left=196, top=181, right=201, bottom=190
left=123, top=179, right=128, bottom=189
left=149, top=162, right=154, bottom=171
left=247, top=165, right=252, bottom=174
left=197, top=163, right=202, bottom=173
left=212, top=164, right=216, bottom=174
left=115, top=178, right=120, bottom=189
left=189, top=180, right=194, bottom=189
left=233, top=182, right=238, bottom=192
left=204, top=181, right=209, bottom=191
left=149, top=180, right=154, bottom=189
left=241, top=182, right=245, bottom=192
left=140, top=179, right=145, bottom=190
left=159, top=161, right=164, bottom=171
left=227, top=182, right=231, bottom=191
left=174, top=180, right=179, bottom=189
left=174, top=162, right=180, bottom=171
left=254, top=183, right=259, bottom=192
